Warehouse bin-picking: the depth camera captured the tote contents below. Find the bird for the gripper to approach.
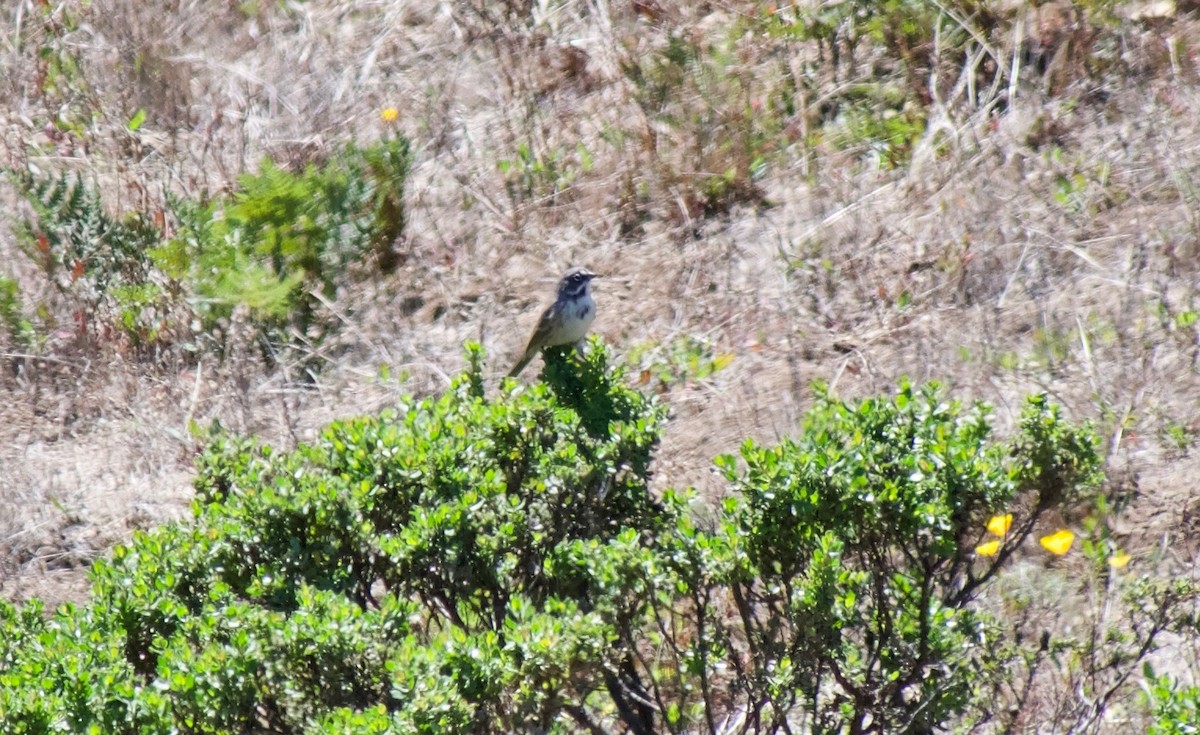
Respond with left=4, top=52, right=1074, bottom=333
left=507, top=267, right=600, bottom=377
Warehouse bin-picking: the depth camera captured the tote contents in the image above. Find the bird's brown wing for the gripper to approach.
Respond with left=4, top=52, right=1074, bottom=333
left=507, top=303, right=558, bottom=377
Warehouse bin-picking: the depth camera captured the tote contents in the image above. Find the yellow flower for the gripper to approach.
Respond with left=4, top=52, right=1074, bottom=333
left=1039, top=530, right=1075, bottom=556
left=975, top=540, right=1001, bottom=557
left=986, top=513, right=1013, bottom=537
left=380, top=107, right=399, bottom=123
left=1108, top=552, right=1131, bottom=569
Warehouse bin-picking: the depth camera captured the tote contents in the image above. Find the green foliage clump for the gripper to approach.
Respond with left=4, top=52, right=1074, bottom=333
left=10, top=172, right=159, bottom=294
left=498, top=141, right=593, bottom=206
left=7, top=170, right=169, bottom=345
left=0, top=342, right=667, bottom=734
left=0, top=275, right=33, bottom=349
left=1146, top=673, right=1200, bottom=735
left=625, top=333, right=734, bottom=390
left=710, top=382, right=1095, bottom=732
left=153, top=134, right=412, bottom=345
left=4, top=134, right=409, bottom=356
left=0, top=598, right=172, bottom=733
left=2, top=348, right=1174, bottom=734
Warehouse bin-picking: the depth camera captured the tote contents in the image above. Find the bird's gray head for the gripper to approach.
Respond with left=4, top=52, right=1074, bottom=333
left=557, top=267, right=599, bottom=299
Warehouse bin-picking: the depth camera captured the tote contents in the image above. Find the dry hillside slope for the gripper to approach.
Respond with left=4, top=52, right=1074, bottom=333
left=0, top=0, right=1197, bottom=648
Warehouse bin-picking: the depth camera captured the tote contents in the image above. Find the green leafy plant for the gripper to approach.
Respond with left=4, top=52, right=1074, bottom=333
left=10, top=171, right=159, bottom=296
left=498, top=142, right=592, bottom=205
left=1145, top=672, right=1200, bottom=735
left=7, top=170, right=168, bottom=346
left=1160, top=417, right=1194, bottom=456
left=695, top=383, right=1101, bottom=732
left=0, top=352, right=1168, bottom=734
left=832, top=86, right=927, bottom=168
left=24, top=1, right=96, bottom=137
left=0, top=342, right=669, bottom=733
left=0, top=275, right=33, bottom=350
left=625, top=333, right=734, bottom=390
left=153, top=135, right=412, bottom=350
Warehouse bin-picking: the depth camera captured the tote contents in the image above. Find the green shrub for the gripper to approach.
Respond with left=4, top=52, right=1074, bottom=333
left=556, top=381, right=1107, bottom=734
left=0, top=342, right=668, bottom=733
left=0, top=349, right=1162, bottom=734
left=708, top=382, right=1100, bottom=732
left=7, top=170, right=168, bottom=346
left=5, top=135, right=409, bottom=356
left=1146, top=672, right=1200, bottom=735
left=152, top=134, right=411, bottom=351
left=0, top=599, right=171, bottom=734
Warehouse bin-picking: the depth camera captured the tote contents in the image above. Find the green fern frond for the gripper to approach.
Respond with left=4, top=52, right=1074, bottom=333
left=9, top=169, right=159, bottom=295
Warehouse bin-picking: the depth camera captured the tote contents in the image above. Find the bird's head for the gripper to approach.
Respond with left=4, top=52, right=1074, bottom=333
left=558, top=267, right=599, bottom=299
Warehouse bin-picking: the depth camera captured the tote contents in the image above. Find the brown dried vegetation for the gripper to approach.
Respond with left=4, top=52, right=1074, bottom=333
left=1, top=0, right=1199, bottom=727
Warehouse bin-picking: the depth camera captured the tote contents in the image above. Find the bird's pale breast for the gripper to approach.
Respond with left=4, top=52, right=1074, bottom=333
left=556, top=296, right=595, bottom=344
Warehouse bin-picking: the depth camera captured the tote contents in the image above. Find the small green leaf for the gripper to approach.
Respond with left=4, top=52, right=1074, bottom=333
left=127, top=108, right=147, bottom=131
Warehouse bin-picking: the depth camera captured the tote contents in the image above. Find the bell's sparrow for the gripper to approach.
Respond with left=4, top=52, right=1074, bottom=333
left=508, top=267, right=600, bottom=377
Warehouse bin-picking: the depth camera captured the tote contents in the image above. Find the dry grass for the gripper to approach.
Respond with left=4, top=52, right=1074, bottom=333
left=2, top=0, right=1200, bottom=727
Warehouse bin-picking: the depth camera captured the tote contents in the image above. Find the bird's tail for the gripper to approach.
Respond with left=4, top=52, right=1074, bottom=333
left=507, top=353, right=533, bottom=378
